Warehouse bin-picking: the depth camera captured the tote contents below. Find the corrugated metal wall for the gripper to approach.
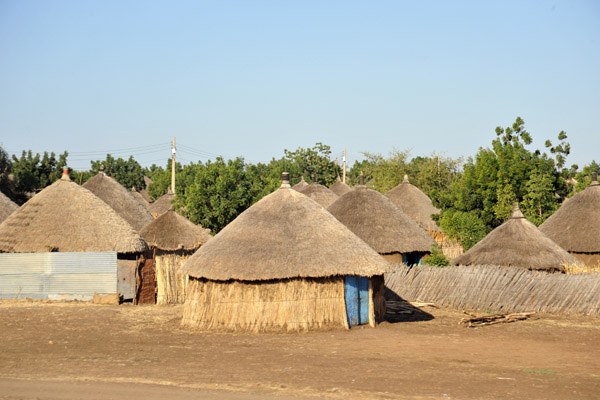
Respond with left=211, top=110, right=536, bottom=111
left=0, top=252, right=117, bottom=300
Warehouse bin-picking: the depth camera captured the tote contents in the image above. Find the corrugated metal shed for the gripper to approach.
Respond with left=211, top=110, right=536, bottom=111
left=0, top=252, right=117, bottom=300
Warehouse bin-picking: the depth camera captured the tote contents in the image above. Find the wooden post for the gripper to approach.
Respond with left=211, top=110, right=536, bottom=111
left=171, top=137, right=176, bottom=193
left=342, top=149, right=346, bottom=184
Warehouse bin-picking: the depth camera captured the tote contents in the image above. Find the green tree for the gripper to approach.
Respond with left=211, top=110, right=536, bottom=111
left=438, top=210, right=487, bottom=251
left=521, top=170, right=558, bottom=225
left=424, top=244, right=450, bottom=267
left=0, top=145, right=14, bottom=200
left=88, top=154, right=145, bottom=189
left=283, top=142, right=340, bottom=185
left=11, top=150, right=68, bottom=202
left=572, top=161, right=599, bottom=194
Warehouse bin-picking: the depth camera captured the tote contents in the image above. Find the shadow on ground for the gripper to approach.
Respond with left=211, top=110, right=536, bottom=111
left=384, top=287, right=434, bottom=323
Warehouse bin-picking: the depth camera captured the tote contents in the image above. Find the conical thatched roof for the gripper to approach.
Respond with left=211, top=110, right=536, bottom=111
left=148, top=190, right=175, bottom=217
left=385, top=175, right=440, bottom=231
left=0, top=173, right=147, bottom=253
left=180, top=180, right=389, bottom=281
left=298, top=182, right=339, bottom=208
left=131, top=187, right=150, bottom=209
left=330, top=177, right=352, bottom=196
left=140, top=176, right=153, bottom=203
left=328, top=185, right=435, bottom=254
left=539, top=179, right=600, bottom=253
left=0, top=191, right=18, bottom=224
left=292, top=176, right=308, bottom=191
left=140, top=210, right=211, bottom=251
left=83, top=171, right=153, bottom=232
left=452, top=204, right=578, bottom=271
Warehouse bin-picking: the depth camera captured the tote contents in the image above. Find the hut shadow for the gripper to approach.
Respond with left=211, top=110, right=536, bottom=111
left=383, top=287, right=434, bottom=323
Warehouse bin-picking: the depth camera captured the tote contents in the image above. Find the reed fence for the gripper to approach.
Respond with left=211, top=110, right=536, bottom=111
left=385, top=264, right=600, bottom=316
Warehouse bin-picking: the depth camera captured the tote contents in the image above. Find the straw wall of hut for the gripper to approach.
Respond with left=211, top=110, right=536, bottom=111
left=180, top=173, right=389, bottom=332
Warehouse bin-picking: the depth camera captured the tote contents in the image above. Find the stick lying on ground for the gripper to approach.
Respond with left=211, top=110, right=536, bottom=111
left=460, top=312, right=535, bottom=327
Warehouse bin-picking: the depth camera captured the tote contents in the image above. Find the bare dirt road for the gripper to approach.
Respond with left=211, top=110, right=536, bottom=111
left=0, top=300, right=598, bottom=399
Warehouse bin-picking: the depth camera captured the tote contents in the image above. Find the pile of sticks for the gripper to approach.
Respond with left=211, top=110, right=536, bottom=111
left=460, top=311, right=534, bottom=327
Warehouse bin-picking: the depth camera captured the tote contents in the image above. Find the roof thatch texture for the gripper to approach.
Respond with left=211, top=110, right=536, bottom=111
left=385, top=175, right=440, bottom=231
left=539, top=180, right=600, bottom=253
left=452, top=204, right=578, bottom=272
left=140, top=210, right=211, bottom=251
left=131, top=188, right=150, bottom=209
left=140, top=176, right=153, bottom=203
left=298, top=182, right=339, bottom=208
left=292, top=176, right=309, bottom=191
left=148, top=191, right=175, bottom=217
left=0, top=191, right=18, bottom=224
left=327, top=186, right=435, bottom=254
left=180, top=186, right=389, bottom=281
left=330, top=177, right=352, bottom=196
left=0, top=174, right=147, bottom=253
left=82, top=172, right=153, bottom=232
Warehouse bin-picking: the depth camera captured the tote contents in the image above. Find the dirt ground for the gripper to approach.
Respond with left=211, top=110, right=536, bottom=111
left=0, top=300, right=599, bottom=400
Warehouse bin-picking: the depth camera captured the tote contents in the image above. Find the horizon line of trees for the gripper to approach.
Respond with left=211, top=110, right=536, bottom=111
left=1, top=118, right=598, bottom=250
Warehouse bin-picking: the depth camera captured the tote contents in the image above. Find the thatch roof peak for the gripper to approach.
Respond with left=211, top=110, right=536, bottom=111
left=0, top=191, right=19, bottom=225
left=180, top=186, right=390, bottom=281
left=82, top=172, right=153, bottom=232
left=452, top=210, right=578, bottom=272
left=140, top=210, right=211, bottom=251
left=539, top=180, right=600, bottom=253
left=328, top=185, right=434, bottom=254
left=292, top=176, right=309, bottom=191
left=148, top=191, right=176, bottom=217
left=511, top=203, right=525, bottom=219
left=0, top=178, right=147, bottom=253
left=385, top=178, right=440, bottom=232
left=330, top=177, right=352, bottom=196
left=299, top=182, right=339, bottom=208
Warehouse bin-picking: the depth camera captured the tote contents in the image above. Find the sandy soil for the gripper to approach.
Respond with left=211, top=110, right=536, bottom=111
left=0, top=300, right=599, bottom=399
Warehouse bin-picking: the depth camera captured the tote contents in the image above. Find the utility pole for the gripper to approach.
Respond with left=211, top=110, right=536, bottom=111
left=171, top=137, right=176, bottom=194
left=342, top=149, right=347, bottom=184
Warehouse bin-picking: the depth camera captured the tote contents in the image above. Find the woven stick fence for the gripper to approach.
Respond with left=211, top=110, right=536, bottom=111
left=385, top=264, right=600, bottom=316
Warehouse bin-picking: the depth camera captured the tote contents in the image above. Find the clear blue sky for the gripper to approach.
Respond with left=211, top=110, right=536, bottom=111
left=1, top=0, right=598, bottom=171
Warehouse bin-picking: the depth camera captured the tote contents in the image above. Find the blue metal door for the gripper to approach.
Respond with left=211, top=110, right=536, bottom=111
left=345, top=275, right=369, bottom=327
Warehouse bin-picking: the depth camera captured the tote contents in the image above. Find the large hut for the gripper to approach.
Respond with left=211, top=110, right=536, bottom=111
left=0, top=191, right=18, bottom=225
left=140, top=209, right=212, bottom=304
left=0, top=170, right=148, bottom=300
left=298, top=181, right=339, bottom=208
left=330, top=176, right=352, bottom=196
left=328, top=180, right=435, bottom=265
left=82, top=167, right=153, bottom=232
left=180, top=173, right=390, bottom=332
left=539, top=175, right=600, bottom=267
left=452, top=203, right=579, bottom=272
left=292, top=176, right=309, bottom=191
left=148, top=189, right=175, bottom=218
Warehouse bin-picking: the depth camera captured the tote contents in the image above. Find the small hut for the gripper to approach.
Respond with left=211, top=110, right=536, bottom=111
left=298, top=181, right=339, bottom=208
left=0, top=191, right=18, bottom=225
left=140, top=176, right=153, bottom=203
left=328, top=178, right=434, bottom=265
left=539, top=175, right=600, bottom=267
left=83, top=166, right=153, bottom=232
left=180, top=173, right=390, bottom=332
left=131, top=187, right=150, bottom=209
left=292, top=176, right=309, bottom=191
left=385, top=175, right=463, bottom=259
left=148, top=189, right=175, bottom=218
left=330, top=176, right=352, bottom=196
left=452, top=203, right=579, bottom=272
left=140, top=209, right=212, bottom=304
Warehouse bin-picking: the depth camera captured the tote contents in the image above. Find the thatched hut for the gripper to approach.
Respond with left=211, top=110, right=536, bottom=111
left=82, top=167, right=153, bottom=232
left=140, top=176, right=153, bottom=203
left=0, top=170, right=149, bottom=301
left=385, top=175, right=440, bottom=232
left=180, top=173, right=390, bottom=332
left=539, top=176, right=600, bottom=267
left=298, top=182, right=339, bottom=208
left=148, top=189, right=175, bottom=218
left=452, top=203, right=579, bottom=272
left=330, top=177, right=352, bottom=196
left=328, top=182, right=435, bottom=265
left=292, top=176, right=308, bottom=191
left=131, top=187, right=150, bottom=209
left=140, top=210, right=212, bottom=304
left=0, top=191, right=18, bottom=225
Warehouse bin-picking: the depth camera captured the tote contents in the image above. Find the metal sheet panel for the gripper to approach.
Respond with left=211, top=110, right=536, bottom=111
left=0, top=252, right=117, bottom=300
